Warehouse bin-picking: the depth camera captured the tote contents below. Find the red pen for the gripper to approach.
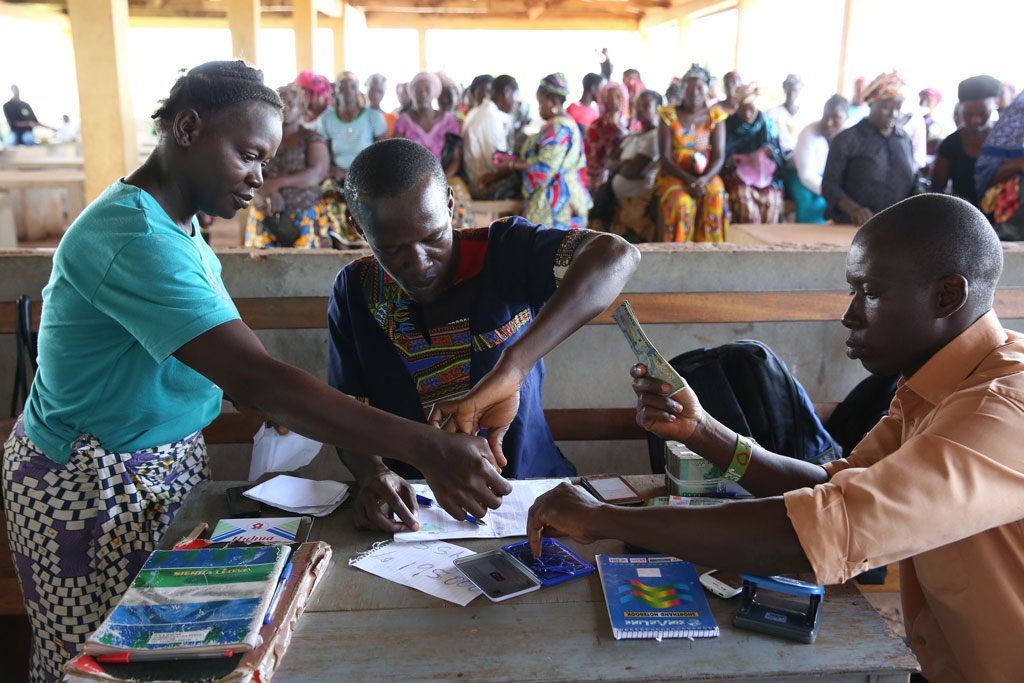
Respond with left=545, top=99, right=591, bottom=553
left=95, top=649, right=235, bottom=664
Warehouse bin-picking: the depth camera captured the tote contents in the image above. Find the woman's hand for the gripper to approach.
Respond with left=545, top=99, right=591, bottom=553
left=631, top=363, right=704, bottom=443
left=686, top=175, right=708, bottom=197
left=427, top=361, right=526, bottom=469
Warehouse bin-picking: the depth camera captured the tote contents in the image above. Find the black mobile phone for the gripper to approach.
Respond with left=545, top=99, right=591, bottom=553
left=226, top=486, right=262, bottom=518
left=580, top=474, right=644, bottom=506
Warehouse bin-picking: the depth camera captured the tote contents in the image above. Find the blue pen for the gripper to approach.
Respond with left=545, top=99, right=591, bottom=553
left=415, top=494, right=486, bottom=526
left=263, top=561, right=293, bottom=625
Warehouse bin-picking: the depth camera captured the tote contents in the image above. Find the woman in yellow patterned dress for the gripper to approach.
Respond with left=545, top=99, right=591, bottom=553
left=654, top=63, right=729, bottom=242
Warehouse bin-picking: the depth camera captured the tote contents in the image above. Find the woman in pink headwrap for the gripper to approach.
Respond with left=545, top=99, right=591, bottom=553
left=392, top=71, right=472, bottom=228
left=392, top=71, right=460, bottom=161
left=585, top=81, right=629, bottom=191
left=295, top=71, right=333, bottom=121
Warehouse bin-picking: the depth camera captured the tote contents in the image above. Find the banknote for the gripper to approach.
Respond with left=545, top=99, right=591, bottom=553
left=611, top=300, right=688, bottom=395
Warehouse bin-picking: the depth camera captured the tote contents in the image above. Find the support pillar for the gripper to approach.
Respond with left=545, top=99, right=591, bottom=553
left=228, top=0, right=260, bottom=64
left=67, top=0, right=138, bottom=203
left=293, top=0, right=316, bottom=74
left=837, top=0, right=856, bottom=97
left=417, top=27, right=427, bottom=72
left=330, top=13, right=346, bottom=76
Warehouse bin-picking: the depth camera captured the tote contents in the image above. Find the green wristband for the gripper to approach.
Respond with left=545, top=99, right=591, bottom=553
left=723, top=435, right=753, bottom=483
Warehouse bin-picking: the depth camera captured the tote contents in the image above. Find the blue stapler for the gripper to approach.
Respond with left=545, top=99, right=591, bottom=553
left=733, top=574, right=824, bottom=643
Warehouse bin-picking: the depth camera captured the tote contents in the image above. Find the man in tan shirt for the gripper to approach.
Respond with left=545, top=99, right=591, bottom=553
left=527, top=194, right=1024, bottom=682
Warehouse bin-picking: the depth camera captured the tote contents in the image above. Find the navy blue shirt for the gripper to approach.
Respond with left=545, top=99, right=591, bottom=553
left=327, top=217, right=586, bottom=479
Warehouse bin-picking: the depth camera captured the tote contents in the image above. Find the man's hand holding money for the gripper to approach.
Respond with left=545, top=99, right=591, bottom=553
left=631, top=363, right=705, bottom=443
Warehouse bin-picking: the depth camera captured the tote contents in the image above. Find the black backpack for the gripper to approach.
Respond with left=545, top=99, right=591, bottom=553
left=647, top=340, right=841, bottom=474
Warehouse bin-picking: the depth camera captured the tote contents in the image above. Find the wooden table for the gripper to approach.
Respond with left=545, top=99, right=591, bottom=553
left=161, top=477, right=919, bottom=682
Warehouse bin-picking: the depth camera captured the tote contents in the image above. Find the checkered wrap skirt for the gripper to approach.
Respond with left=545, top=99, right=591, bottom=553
left=2, top=417, right=209, bottom=682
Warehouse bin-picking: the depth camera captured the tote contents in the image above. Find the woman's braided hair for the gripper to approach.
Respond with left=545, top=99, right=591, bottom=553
left=152, top=60, right=282, bottom=134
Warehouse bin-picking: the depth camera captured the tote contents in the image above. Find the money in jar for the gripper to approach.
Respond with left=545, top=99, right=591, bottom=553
left=664, top=441, right=721, bottom=481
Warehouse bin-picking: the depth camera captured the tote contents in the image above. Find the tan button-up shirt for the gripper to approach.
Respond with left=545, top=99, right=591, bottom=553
left=785, top=311, right=1024, bottom=682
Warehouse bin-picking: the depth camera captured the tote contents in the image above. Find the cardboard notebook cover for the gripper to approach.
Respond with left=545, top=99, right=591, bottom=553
left=64, top=541, right=333, bottom=683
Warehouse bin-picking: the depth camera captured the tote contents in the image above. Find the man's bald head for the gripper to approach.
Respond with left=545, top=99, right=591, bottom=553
left=854, top=194, right=1003, bottom=312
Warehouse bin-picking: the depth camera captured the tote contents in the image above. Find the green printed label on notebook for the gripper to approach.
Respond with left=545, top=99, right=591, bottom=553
left=132, top=563, right=278, bottom=589
left=612, top=300, right=688, bottom=395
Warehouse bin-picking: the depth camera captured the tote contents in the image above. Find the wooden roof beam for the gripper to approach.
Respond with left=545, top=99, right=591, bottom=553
left=364, top=10, right=638, bottom=29
left=638, top=0, right=735, bottom=30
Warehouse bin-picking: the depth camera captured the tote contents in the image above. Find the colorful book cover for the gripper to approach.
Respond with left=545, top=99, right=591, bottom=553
left=210, top=517, right=304, bottom=543
left=596, top=555, right=719, bottom=640
left=84, top=545, right=289, bottom=657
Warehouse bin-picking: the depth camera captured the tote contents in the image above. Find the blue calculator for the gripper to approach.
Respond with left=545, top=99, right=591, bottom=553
left=501, top=538, right=596, bottom=587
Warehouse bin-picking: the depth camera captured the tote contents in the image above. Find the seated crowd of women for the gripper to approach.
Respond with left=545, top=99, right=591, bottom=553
left=247, top=64, right=1022, bottom=249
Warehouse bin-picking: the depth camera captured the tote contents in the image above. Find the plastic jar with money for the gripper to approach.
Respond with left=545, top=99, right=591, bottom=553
left=664, top=440, right=726, bottom=496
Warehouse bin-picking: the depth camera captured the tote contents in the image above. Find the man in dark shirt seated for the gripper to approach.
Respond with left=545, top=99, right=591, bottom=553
left=822, top=71, right=917, bottom=225
left=326, top=139, right=640, bottom=532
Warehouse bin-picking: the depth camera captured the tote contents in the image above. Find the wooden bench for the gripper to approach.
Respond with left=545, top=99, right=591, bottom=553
left=17, top=288, right=1024, bottom=448
left=0, top=168, right=87, bottom=241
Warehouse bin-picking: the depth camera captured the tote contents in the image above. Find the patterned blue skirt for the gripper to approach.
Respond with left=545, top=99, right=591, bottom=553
left=2, top=417, right=209, bottom=682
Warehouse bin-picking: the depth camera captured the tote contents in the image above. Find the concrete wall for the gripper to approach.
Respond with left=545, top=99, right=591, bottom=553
left=5, top=243, right=1024, bottom=479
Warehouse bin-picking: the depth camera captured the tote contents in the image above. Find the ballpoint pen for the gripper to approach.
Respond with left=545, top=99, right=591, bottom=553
left=263, top=561, right=293, bottom=625
left=415, top=494, right=487, bottom=526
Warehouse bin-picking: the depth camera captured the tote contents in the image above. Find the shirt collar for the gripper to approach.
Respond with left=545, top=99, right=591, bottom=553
left=904, top=310, right=1008, bottom=405
left=856, top=117, right=907, bottom=140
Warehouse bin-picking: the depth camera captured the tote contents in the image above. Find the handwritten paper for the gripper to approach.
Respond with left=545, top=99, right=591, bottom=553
left=349, top=540, right=481, bottom=606
left=394, top=478, right=568, bottom=542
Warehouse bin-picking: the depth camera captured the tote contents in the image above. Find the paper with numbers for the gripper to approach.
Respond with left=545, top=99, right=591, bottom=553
left=349, top=540, right=481, bottom=606
left=612, top=300, right=688, bottom=395
left=394, top=479, right=568, bottom=542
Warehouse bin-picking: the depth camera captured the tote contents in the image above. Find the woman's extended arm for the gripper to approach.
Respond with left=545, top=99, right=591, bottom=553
left=174, top=319, right=512, bottom=520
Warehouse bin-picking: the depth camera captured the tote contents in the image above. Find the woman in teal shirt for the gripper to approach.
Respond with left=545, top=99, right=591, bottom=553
left=2, top=61, right=510, bottom=682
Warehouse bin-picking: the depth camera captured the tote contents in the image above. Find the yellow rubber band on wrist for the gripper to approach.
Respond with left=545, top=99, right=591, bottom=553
left=723, top=435, right=753, bottom=483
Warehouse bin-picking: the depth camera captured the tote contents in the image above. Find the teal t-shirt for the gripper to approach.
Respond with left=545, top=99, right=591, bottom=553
left=23, top=181, right=240, bottom=463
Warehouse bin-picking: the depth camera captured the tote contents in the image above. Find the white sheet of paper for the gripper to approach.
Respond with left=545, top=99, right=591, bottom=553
left=243, top=474, right=349, bottom=517
left=394, top=478, right=568, bottom=542
left=249, top=423, right=323, bottom=481
left=349, top=540, right=481, bottom=606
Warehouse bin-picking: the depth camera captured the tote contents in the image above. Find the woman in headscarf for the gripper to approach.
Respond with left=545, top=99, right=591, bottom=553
left=821, top=71, right=916, bottom=225
left=654, top=63, right=729, bottom=242
left=494, top=73, right=591, bottom=230
left=975, top=90, right=1024, bottom=239
left=585, top=80, right=628, bottom=191
left=294, top=70, right=333, bottom=122
left=245, top=84, right=331, bottom=248
left=392, top=71, right=460, bottom=162
left=723, top=82, right=785, bottom=224
left=932, top=75, right=1001, bottom=207
left=391, top=71, right=472, bottom=229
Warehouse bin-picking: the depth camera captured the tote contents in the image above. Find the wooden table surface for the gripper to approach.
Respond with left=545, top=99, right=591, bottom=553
left=161, top=476, right=919, bottom=682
